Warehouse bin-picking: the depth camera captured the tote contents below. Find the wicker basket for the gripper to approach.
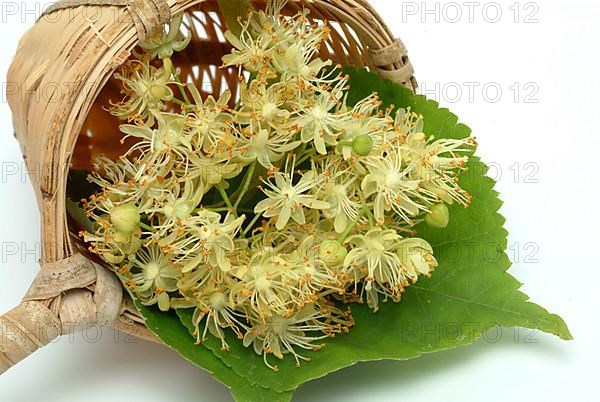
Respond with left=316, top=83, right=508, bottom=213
left=1, top=0, right=416, bottom=374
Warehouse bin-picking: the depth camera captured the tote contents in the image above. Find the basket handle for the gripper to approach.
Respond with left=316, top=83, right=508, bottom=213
left=0, top=252, right=155, bottom=374
left=41, top=0, right=171, bottom=40
left=318, top=0, right=417, bottom=90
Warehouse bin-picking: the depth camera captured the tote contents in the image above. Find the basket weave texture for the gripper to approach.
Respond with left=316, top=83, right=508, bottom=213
left=1, top=0, right=416, bottom=374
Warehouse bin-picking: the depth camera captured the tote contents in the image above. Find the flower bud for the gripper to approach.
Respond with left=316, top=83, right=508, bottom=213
left=261, top=102, right=279, bottom=121
left=110, top=203, right=141, bottom=234
left=425, top=203, right=450, bottom=229
left=102, top=251, right=126, bottom=265
left=352, top=135, right=373, bottom=157
left=319, top=240, right=348, bottom=267
left=113, top=229, right=142, bottom=255
left=158, top=291, right=171, bottom=312
left=164, top=200, right=194, bottom=220
left=150, top=84, right=171, bottom=100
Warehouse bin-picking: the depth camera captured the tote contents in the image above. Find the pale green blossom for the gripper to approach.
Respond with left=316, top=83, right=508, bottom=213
left=344, top=229, right=409, bottom=311
left=171, top=278, right=247, bottom=349
left=110, top=59, right=174, bottom=125
left=255, top=161, right=330, bottom=230
left=128, top=245, right=180, bottom=311
left=162, top=211, right=246, bottom=273
left=139, top=14, right=191, bottom=60
left=185, top=85, right=234, bottom=155
left=240, top=128, right=300, bottom=168
left=236, top=81, right=291, bottom=126
left=402, top=131, right=475, bottom=205
left=319, top=168, right=360, bottom=233
left=121, top=112, right=191, bottom=160
left=291, top=79, right=350, bottom=154
left=361, top=147, right=429, bottom=225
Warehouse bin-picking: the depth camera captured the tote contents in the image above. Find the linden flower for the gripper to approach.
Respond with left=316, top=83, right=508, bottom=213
left=88, top=156, right=174, bottom=211
left=83, top=224, right=142, bottom=265
left=337, top=95, right=390, bottom=160
left=110, top=59, right=174, bottom=125
left=397, top=238, right=438, bottom=280
left=238, top=236, right=344, bottom=310
left=390, top=108, right=424, bottom=143
left=266, top=7, right=333, bottom=84
left=240, top=128, right=300, bottom=168
left=139, top=13, right=191, bottom=60
left=255, top=161, right=330, bottom=230
left=320, top=172, right=360, bottom=234
left=171, top=280, right=247, bottom=350
left=255, top=1, right=311, bottom=44
left=162, top=211, right=246, bottom=273
left=292, top=78, right=351, bottom=154
left=284, top=236, right=345, bottom=297
left=185, top=85, right=235, bottom=155
left=233, top=247, right=299, bottom=317
left=403, top=131, right=475, bottom=205
left=121, top=112, right=191, bottom=163
left=83, top=193, right=141, bottom=235
left=186, top=153, right=244, bottom=188
left=243, top=305, right=351, bottom=370
left=128, top=245, right=180, bottom=311
left=222, top=18, right=278, bottom=76
left=236, top=81, right=291, bottom=126
left=272, top=41, right=332, bottom=83
left=344, top=228, right=413, bottom=311
left=145, top=179, right=205, bottom=242
left=361, top=147, right=429, bottom=225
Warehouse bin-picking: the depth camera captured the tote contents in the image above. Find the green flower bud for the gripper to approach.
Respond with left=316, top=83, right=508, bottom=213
left=113, top=230, right=142, bottom=255
left=158, top=291, right=171, bottom=312
left=319, top=240, right=348, bottom=267
left=425, top=203, right=450, bottom=229
left=150, top=84, right=171, bottom=100
left=102, top=251, right=125, bottom=265
left=110, top=203, right=140, bottom=234
left=164, top=200, right=194, bottom=220
left=352, top=134, right=373, bottom=157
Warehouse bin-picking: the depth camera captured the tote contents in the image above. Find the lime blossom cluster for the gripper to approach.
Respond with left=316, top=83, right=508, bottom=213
left=82, top=2, right=475, bottom=370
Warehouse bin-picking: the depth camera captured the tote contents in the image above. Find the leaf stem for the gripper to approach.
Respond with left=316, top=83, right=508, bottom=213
left=215, top=184, right=234, bottom=214
left=139, top=222, right=155, bottom=232
left=338, top=211, right=365, bottom=244
left=358, top=190, right=376, bottom=228
left=168, top=59, right=192, bottom=106
left=234, top=161, right=257, bottom=212
left=171, top=98, right=185, bottom=108
left=242, top=212, right=263, bottom=236
left=296, top=149, right=316, bottom=167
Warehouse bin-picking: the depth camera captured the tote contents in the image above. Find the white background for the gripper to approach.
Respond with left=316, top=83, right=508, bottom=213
left=0, top=0, right=597, bottom=401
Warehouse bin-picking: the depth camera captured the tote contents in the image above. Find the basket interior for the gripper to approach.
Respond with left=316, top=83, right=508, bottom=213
left=70, top=1, right=371, bottom=172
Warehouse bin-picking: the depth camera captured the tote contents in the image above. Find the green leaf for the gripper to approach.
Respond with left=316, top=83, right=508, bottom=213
left=133, top=298, right=292, bottom=402
left=132, top=67, right=571, bottom=400
left=66, top=198, right=95, bottom=234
